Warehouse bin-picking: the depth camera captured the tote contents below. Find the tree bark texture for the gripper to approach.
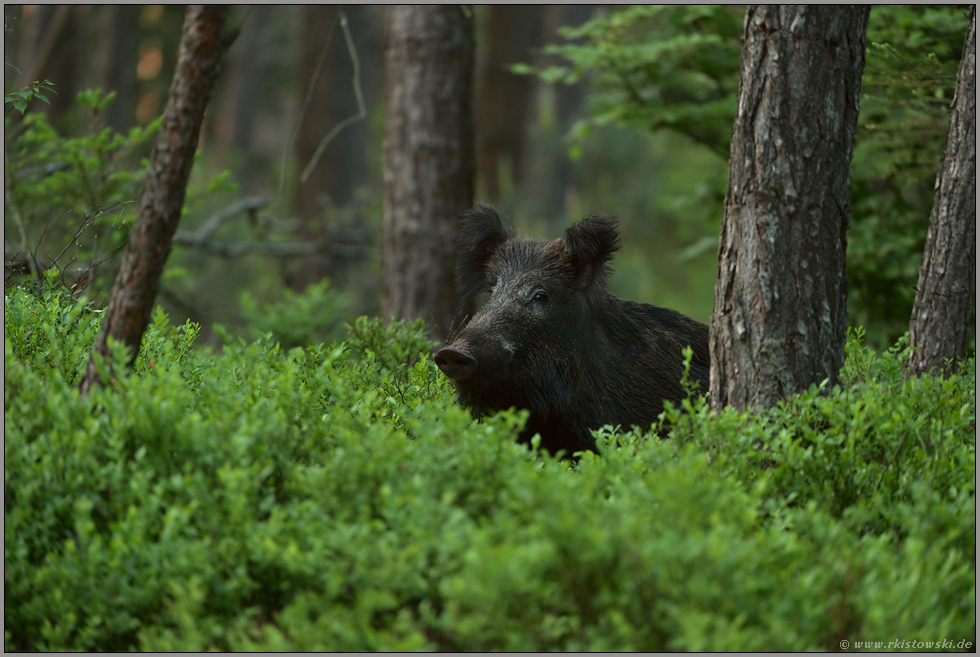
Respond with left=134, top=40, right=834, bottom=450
left=710, top=5, right=870, bottom=412
left=382, top=5, right=474, bottom=340
left=906, top=6, right=977, bottom=378
left=80, top=5, right=229, bottom=396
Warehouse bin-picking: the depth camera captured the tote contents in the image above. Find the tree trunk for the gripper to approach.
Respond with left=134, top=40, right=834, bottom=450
left=541, top=4, right=592, bottom=227
left=209, top=5, right=273, bottom=160
left=710, top=5, right=870, bottom=412
left=906, top=6, right=977, bottom=378
left=96, top=5, right=140, bottom=134
left=24, top=5, right=80, bottom=129
left=286, top=5, right=379, bottom=293
left=4, top=5, right=24, bottom=78
left=382, top=5, right=474, bottom=340
left=228, top=6, right=273, bottom=154
left=293, top=5, right=374, bottom=216
left=79, top=5, right=231, bottom=396
left=475, top=5, right=544, bottom=202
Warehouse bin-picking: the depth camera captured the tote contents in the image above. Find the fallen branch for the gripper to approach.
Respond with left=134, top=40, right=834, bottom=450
left=172, top=235, right=368, bottom=260
left=174, top=195, right=270, bottom=247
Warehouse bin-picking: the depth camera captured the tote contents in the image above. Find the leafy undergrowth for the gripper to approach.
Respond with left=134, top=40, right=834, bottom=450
left=4, top=283, right=976, bottom=651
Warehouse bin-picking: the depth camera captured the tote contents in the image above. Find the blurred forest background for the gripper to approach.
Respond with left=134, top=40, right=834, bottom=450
left=4, top=5, right=971, bottom=351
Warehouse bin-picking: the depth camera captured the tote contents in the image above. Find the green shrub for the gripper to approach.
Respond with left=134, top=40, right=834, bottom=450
left=4, top=290, right=975, bottom=651
left=4, top=88, right=237, bottom=302
left=4, top=272, right=104, bottom=386
left=239, top=280, right=349, bottom=350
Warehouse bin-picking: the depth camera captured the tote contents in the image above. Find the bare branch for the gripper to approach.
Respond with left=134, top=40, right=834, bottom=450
left=171, top=193, right=371, bottom=261
left=278, top=11, right=341, bottom=219
left=174, top=195, right=270, bottom=246
left=300, top=8, right=368, bottom=183
left=175, top=238, right=316, bottom=258
left=172, top=235, right=368, bottom=260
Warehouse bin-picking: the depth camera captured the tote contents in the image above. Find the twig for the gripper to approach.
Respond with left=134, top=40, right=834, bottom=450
left=47, top=202, right=127, bottom=270
left=278, top=9, right=341, bottom=219
left=300, top=8, right=368, bottom=183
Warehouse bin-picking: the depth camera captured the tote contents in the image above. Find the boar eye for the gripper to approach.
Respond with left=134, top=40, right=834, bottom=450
left=531, top=290, right=549, bottom=304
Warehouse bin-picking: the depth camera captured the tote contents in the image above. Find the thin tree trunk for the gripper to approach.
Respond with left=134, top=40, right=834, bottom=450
left=96, top=5, right=139, bottom=134
left=710, top=5, right=870, bottom=412
left=382, top=5, right=474, bottom=340
left=541, top=4, right=592, bottom=227
left=286, top=5, right=378, bottom=293
left=293, top=5, right=372, bottom=216
left=475, top=5, right=543, bottom=201
left=906, top=6, right=977, bottom=378
left=79, top=5, right=231, bottom=396
left=25, top=5, right=79, bottom=129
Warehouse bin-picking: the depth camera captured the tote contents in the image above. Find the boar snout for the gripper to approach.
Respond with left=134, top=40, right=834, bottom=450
left=435, top=347, right=478, bottom=381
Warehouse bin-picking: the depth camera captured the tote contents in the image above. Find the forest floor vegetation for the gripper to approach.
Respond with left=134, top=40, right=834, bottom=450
left=4, top=280, right=976, bottom=651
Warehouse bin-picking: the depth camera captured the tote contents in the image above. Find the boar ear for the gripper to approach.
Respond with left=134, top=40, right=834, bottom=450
left=456, top=203, right=510, bottom=305
left=561, top=214, right=620, bottom=289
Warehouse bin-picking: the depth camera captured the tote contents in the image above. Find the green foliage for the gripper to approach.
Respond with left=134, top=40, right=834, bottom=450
left=3, top=88, right=237, bottom=302
left=517, top=5, right=743, bottom=160
left=664, top=327, right=975, bottom=556
left=4, top=89, right=161, bottom=298
left=4, top=79, right=55, bottom=116
left=343, top=315, right=438, bottom=376
left=524, top=5, right=972, bottom=349
left=4, top=273, right=104, bottom=386
left=5, top=289, right=975, bottom=650
left=848, top=5, right=972, bottom=346
left=240, top=280, right=349, bottom=350
left=5, top=88, right=159, bottom=219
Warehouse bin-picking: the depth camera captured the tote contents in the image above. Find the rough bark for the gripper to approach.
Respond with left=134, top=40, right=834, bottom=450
left=475, top=5, right=544, bottom=201
left=79, top=5, right=231, bottom=396
left=382, top=5, right=474, bottom=340
left=710, top=5, right=870, bottom=412
left=906, top=6, right=977, bottom=378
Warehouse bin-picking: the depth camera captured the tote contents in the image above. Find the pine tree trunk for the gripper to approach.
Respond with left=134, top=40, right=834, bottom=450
left=96, top=5, right=139, bottom=134
left=79, top=5, right=230, bottom=396
left=382, top=5, right=474, bottom=339
left=475, top=5, right=543, bottom=201
left=710, top=5, right=870, bottom=412
left=542, top=4, right=592, bottom=227
left=906, top=7, right=976, bottom=379
left=286, top=5, right=379, bottom=293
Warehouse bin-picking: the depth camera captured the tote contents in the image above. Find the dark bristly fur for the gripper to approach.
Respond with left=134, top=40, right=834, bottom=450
left=435, top=204, right=710, bottom=456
